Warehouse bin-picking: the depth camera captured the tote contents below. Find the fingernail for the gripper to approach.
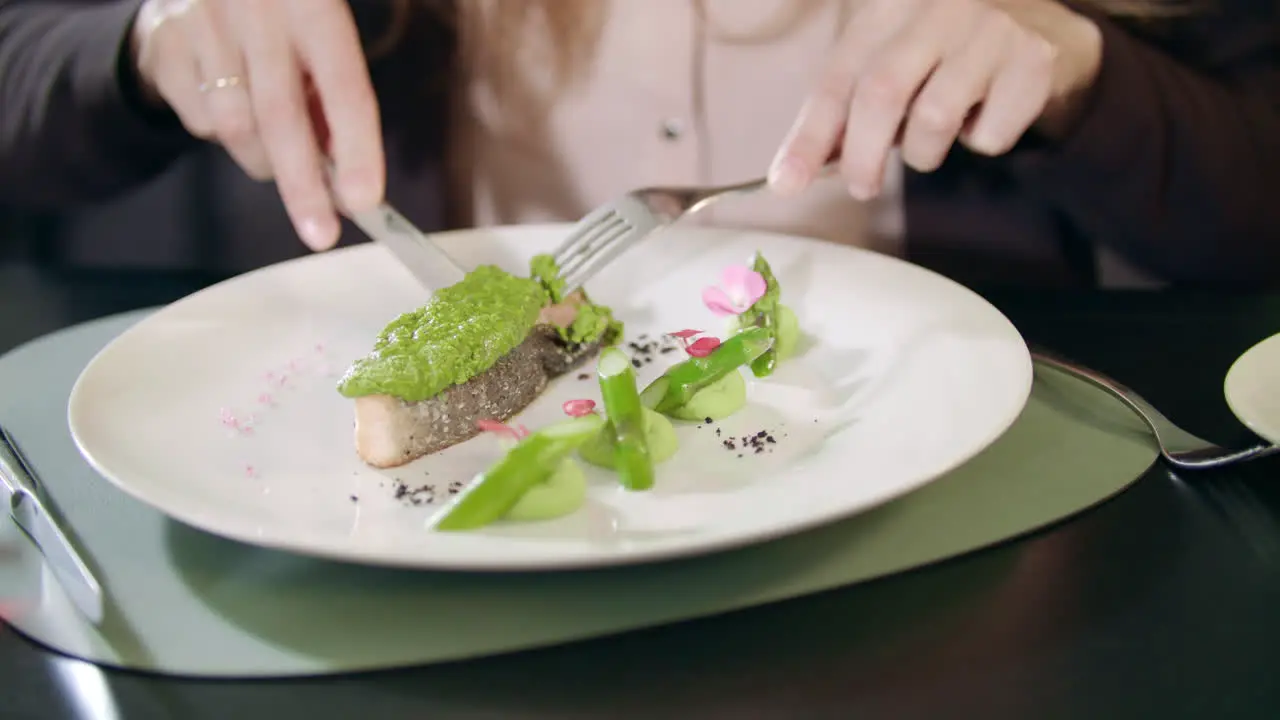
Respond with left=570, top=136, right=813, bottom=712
left=342, top=172, right=382, bottom=212
left=767, top=155, right=808, bottom=197
left=299, top=217, right=337, bottom=251
left=847, top=179, right=877, bottom=201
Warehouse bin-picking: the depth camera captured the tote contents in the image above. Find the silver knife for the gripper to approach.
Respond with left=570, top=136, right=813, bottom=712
left=324, top=163, right=467, bottom=291
left=0, top=425, right=104, bottom=624
left=348, top=203, right=468, bottom=291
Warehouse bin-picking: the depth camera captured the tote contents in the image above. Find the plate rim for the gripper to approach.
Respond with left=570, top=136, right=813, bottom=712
left=1224, top=331, right=1280, bottom=445
left=66, top=223, right=1033, bottom=571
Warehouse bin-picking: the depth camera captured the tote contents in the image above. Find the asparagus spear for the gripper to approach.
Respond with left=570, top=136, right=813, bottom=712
left=597, top=347, right=653, bottom=490
left=431, top=414, right=605, bottom=531
left=743, top=252, right=782, bottom=378
left=641, top=326, right=773, bottom=415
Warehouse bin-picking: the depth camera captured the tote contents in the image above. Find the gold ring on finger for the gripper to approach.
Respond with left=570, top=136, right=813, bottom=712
left=198, top=75, right=245, bottom=94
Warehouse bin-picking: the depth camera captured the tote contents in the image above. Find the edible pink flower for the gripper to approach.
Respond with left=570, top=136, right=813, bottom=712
left=686, top=337, right=721, bottom=358
left=562, top=399, right=597, bottom=417
left=477, top=419, right=530, bottom=442
left=666, top=329, right=722, bottom=358
left=702, top=265, right=766, bottom=316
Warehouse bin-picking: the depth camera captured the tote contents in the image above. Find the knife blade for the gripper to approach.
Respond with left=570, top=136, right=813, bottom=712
left=347, top=202, right=468, bottom=291
left=0, top=425, right=104, bottom=625
left=323, top=162, right=467, bottom=291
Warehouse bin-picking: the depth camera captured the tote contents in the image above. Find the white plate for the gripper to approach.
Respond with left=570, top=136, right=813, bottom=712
left=68, top=224, right=1031, bottom=570
left=1224, top=332, right=1280, bottom=444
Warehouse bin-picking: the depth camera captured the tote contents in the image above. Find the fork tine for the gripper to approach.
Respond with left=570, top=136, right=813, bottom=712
left=557, top=214, right=627, bottom=280
left=550, top=207, right=620, bottom=267
left=559, top=220, right=637, bottom=293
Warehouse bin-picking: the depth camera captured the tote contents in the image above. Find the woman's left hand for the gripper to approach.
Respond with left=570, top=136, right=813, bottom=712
left=769, top=0, right=1103, bottom=200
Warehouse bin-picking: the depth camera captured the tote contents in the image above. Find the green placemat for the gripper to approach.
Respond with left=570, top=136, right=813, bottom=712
left=0, top=310, right=1156, bottom=678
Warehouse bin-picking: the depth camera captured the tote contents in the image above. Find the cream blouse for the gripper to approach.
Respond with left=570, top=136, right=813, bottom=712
left=450, top=0, right=905, bottom=257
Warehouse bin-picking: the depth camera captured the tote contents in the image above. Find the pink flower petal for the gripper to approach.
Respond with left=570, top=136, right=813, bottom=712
left=701, top=286, right=740, bottom=316
left=686, top=337, right=722, bottom=358
left=739, top=270, right=767, bottom=306
left=477, top=418, right=512, bottom=434
left=562, top=399, right=597, bottom=417
left=477, top=418, right=529, bottom=441
left=667, top=328, right=704, bottom=339
left=721, top=264, right=755, bottom=291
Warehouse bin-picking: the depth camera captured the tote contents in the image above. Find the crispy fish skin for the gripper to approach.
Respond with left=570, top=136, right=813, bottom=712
left=353, top=325, right=603, bottom=468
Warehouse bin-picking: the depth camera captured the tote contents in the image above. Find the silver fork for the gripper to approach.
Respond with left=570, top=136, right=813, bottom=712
left=1032, top=348, right=1280, bottom=470
left=551, top=162, right=839, bottom=295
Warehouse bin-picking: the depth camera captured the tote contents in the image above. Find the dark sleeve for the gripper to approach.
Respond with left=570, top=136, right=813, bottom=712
left=0, top=0, right=420, bottom=211
left=1003, top=0, right=1280, bottom=286
left=0, top=0, right=198, bottom=209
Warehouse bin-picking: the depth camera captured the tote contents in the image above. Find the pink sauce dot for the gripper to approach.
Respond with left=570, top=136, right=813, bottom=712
left=258, top=393, right=274, bottom=406
left=314, top=343, right=326, bottom=353
left=245, top=465, right=257, bottom=478
left=0, top=600, right=24, bottom=620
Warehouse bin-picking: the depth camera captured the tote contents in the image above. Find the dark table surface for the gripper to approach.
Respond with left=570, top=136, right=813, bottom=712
left=2, top=262, right=1280, bottom=720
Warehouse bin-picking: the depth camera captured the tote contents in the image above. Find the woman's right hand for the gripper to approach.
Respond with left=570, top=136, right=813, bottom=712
left=130, top=0, right=385, bottom=251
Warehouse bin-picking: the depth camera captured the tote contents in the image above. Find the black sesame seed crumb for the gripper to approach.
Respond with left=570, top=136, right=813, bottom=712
left=392, top=479, right=439, bottom=505
left=577, top=373, right=590, bottom=380
left=660, top=347, right=677, bottom=354
left=704, top=416, right=713, bottom=424
left=350, top=495, right=359, bottom=502
left=631, top=359, right=642, bottom=369
left=718, top=427, right=784, bottom=456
